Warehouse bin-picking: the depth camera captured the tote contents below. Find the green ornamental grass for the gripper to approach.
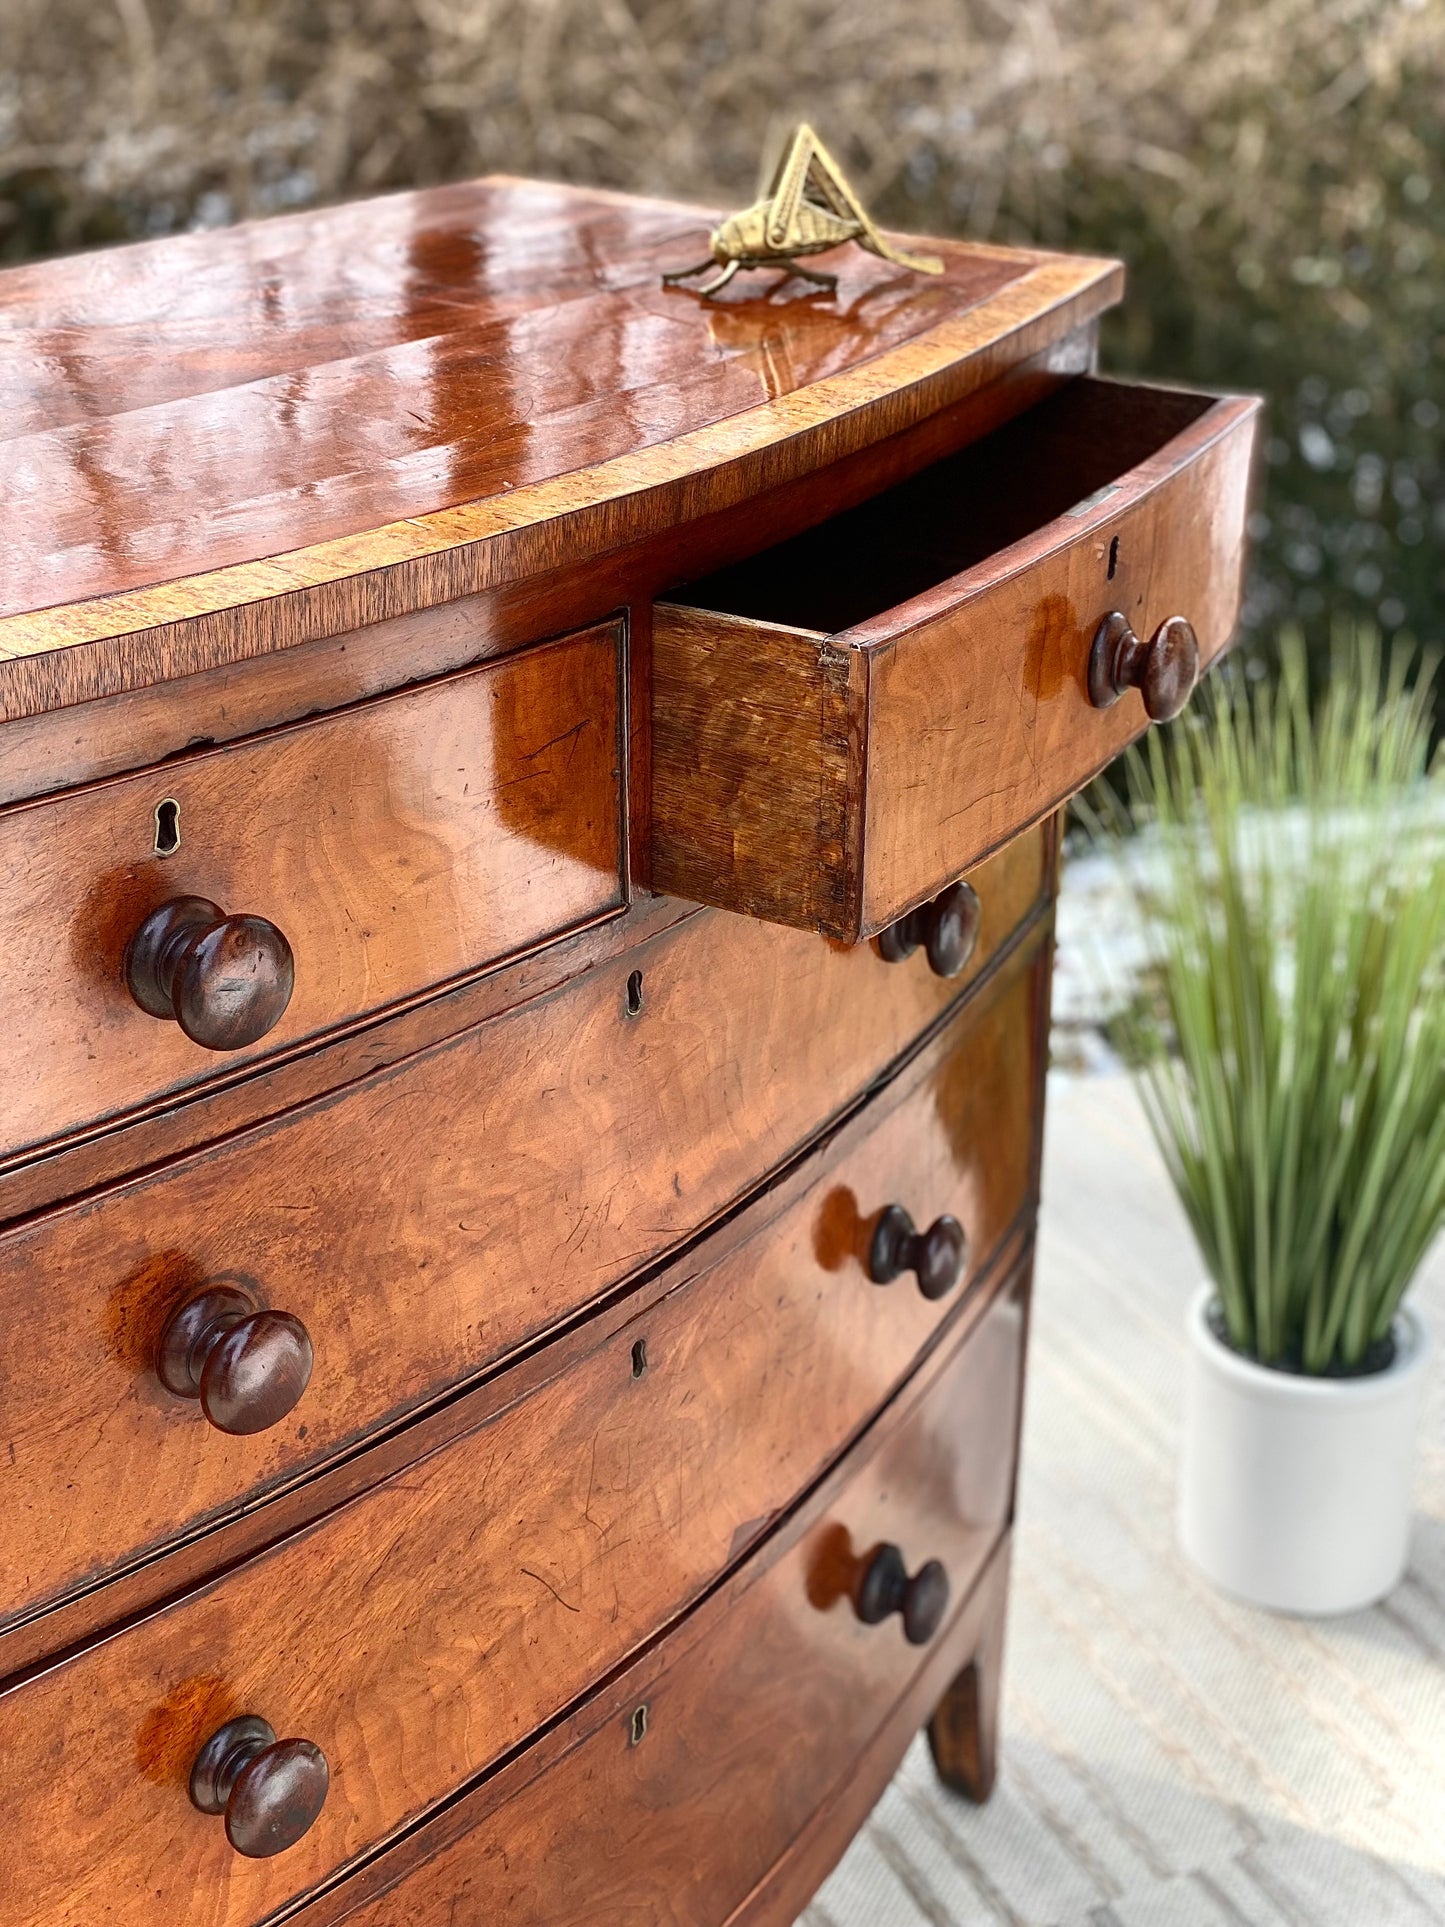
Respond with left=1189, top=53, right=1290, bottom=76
left=1097, top=631, right=1445, bottom=1374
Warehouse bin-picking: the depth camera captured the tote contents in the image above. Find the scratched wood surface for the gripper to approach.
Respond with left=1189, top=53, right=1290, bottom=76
left=652, top=378, right=1260, bottom=940
left=0, top=177, right=1121, bottom=715
left=0, top=623, right=624, bottom=1166
left=0, top=832, right=1047, bottom=1633
left=176, top=1281, right=1027, bottom=1927
left=0, top=1035, right=1035, bottom=1927
left=290, top=1544, right=1015, bottom=1927
left=798, top=1072, right=1445, bottom=1927
left=652, top=606, right=854, bottom=932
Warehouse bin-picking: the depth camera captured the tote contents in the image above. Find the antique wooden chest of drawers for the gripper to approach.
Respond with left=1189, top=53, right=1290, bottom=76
left=0, top=177, right=1257, bottom=1924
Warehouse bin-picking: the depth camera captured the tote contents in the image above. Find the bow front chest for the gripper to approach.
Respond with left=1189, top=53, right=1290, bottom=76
left=0, top=178, right=1257, bottom=1926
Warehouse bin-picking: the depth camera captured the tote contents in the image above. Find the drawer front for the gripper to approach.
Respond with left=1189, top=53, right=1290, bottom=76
left=0, top=991, right=1039, bottom=1927
left=0, top=623, right=624, bottom=1164
left=853, top=387, right=1259, bottom=930
left=306, top=1277, right=1028, bottom=1927
left=653, top=376, right=1260, bottom=938
left=0, top=828, right=1047, bottom=1630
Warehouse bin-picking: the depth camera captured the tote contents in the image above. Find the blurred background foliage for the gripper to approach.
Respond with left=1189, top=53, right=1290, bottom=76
left=1, top=0, right=1440, bottom=679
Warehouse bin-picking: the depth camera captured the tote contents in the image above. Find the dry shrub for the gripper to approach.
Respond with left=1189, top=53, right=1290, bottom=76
left=2, top=0, right=1437, bottom=249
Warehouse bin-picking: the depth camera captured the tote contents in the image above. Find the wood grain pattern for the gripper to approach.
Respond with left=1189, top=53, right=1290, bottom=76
left=0, top=895, right=697, bottom=1232
left=653, top=376, right=1261, bottom=938
left=735, top=1537, right=1014, bottom=1927
left=293, top=1549, right=1016, bottom=1927
left=0, top=179, right=1120, bottom=721
left=0, top=1077, right=1035, bottom=1927
left=0, top=172, right=1260, bottom=1927
left=652, top=607, right=853, bottom=931
left=0, top=588, right=524, bottom=807
left=854, top=383, right=1261, bottom=929
left=286, top=1285, right=1026, bottom=1927
left=0, top=890, right=1041, bottom=1688
left=0, top=623, right=624, bottom=1166
left=0, top=835, right=1048, bottom=1633
left=0, top=324, right=1096, bottom=807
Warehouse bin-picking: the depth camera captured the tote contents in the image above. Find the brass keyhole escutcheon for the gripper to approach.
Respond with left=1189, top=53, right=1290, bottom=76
left=154, top=798, right=181, bottom=857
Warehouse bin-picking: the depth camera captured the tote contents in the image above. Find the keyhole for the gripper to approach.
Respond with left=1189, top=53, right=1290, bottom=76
left=1106, top=535, right=1120, bottom=581
left=625, top=970, right=644, bottom=1018
left=154, top=798, right=181, bottom=857
left=631, top=1337, right=648, bottom=1379
left=629, top=1704, right=649, bottom=1747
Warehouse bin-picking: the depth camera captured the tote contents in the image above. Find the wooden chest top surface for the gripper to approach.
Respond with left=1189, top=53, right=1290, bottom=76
left=0, top=177, right=1118, bottom=675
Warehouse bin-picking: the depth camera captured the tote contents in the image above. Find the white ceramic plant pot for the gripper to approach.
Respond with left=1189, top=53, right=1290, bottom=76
left=1178, top=1283, right=1433, bottom=1615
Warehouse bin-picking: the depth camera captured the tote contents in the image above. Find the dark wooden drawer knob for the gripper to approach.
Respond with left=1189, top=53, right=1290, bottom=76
left=854, top=1543, right=951, bottom=1645
left=126, top=895, right=295, bottom=1051
left=924, top=881, right=983, bottom=979
left=190, top=1714, right=329, bottom=1858
left=868, top=1204, right=968, bottom=1301
left=1088, top=610, right=1199, bottom=723
left=876, top=880, right=981, bottom=980
left=158, top=1286, right=313, bottom=1435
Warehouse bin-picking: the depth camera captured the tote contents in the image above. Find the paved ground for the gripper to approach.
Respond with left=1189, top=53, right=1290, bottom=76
left=798, top=1072, right=1445, bottom=1927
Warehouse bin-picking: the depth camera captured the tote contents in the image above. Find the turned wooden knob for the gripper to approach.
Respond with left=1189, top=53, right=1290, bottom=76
left=868, top=1204, right=968, bottom=1301
left=924, top=881, right=982, bottom=979
left=190, top=1715, right=329, bottom=1858
left=876, top=881, right=982, bottom=980
left=854, top=1544, right=950, bottom=1646
left=125, top=896, right=294, bottom=1051
left=875, top=910, right=923, bottom=965
left=1088, top=611, right=1199, bottom=723
left=158, top=1286, right=313, bottom=1435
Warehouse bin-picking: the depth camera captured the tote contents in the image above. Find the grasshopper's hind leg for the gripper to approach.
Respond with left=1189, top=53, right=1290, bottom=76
left=661, top=258, right=716, bottom=286
left=781, top=259, right=837, bottom=292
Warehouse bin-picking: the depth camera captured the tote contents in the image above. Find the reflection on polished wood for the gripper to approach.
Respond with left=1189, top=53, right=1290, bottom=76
left=288, top=1289, right=1025, bottom=1927
left=0, top=178, right=1119, bottom=691
left=0, top=1233, right=1027, bottom=1927
left=0, top=175, right=1255, bottom=1927
left=0, top=836, right=1046, bottom=1635
left=0, top=623, right=623, bottom=1164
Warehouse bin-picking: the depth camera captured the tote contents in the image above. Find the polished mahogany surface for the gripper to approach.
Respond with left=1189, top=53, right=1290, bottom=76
left=292, top=1287, right=1025, bottom=1927
left=0, top=178, right=1119, bottom=671
left=652, top=377, right=1260, bottom=937
left=0, top=625, right=625, bottom=1165
left=0, top=832, right=1046, bottom=1635
left=0, top=171, right=1253, bottom=1927
left=0, top=181, right=1018, bottom=448
left=0, top=986, right=1036, bottom=1927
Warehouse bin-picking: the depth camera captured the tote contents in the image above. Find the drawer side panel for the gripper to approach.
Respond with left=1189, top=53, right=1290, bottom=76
left=651, top=604, right=853, bottom=933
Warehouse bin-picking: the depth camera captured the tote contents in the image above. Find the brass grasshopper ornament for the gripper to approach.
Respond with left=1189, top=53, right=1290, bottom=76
left=663, top=124, right=944, bottom=299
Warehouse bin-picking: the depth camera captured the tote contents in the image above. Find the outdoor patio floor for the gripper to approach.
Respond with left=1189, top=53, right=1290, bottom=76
left=799, top=1071, right=1445, bottom=1927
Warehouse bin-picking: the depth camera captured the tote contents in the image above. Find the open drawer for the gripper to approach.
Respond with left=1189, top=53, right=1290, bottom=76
left=652, top=376, right=1260, bottom=939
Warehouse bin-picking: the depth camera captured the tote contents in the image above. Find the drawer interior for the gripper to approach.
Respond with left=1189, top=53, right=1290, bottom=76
left=674, top=377, right=1214, bottom=636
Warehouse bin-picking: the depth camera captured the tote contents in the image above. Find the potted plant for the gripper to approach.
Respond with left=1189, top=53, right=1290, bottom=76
left=1095, top=633, right=1443, bottom=1614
